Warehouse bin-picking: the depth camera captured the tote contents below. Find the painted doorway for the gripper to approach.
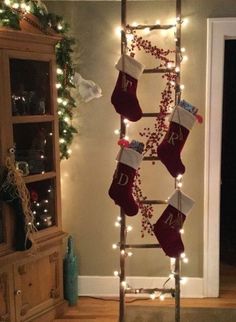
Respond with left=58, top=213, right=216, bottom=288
left=220, top=39, right=236, bottom=293
left=205, top=18, right=236, bottom=297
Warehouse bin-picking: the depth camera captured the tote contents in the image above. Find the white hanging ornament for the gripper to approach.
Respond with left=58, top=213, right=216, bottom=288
left=35, top=0, right=48, bottom=14
left=73, top=72, right=102, bottom=103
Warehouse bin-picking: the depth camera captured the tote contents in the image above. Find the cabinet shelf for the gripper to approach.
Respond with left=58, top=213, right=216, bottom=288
left=23, top=171, right=56, bottom=183
left=12, top=115, right=55, bottom=124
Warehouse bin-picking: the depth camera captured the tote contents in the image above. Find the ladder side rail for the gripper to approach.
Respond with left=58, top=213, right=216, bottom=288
left=120, top=1, right=127, bottom=322
left=175, top=1, right=182, bottom=322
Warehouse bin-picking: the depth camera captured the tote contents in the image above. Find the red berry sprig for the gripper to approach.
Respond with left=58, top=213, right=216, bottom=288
left=128, top=30, right=176, bottom=68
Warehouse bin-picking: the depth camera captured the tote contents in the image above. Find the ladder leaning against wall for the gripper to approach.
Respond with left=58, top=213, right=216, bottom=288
left=117, top=0, right=183, bottom=321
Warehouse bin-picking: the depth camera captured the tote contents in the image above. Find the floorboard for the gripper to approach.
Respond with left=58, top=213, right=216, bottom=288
left=54, top=263, right=236, bottom=321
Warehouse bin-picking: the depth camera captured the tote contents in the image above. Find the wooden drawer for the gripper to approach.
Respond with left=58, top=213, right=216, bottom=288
left=14, top=247, right=63, bottom=322
left=0, top=265, right=15, bottom=322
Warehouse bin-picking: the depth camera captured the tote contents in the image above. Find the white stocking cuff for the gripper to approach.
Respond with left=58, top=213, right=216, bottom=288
left=168, top=190, right=195, bottom=216
left=115, top=54, right=145, bottom=80
left=116, top=147, right=143, bottom=170
left=170, top=105, right=196, bottom=130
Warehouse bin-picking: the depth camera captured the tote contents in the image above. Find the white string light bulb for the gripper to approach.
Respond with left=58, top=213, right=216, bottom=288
left=126, top=225, right=133, bottom=232
left=182, top=18, right=189, bottom=26
left=180, top=277, right=188, bottom=285
left=121, top=281, right=127, bottom=289
left=64, top=116, right=70, bottom=123
left=175, top=66, right=180, bottom=73
left=115, top=26, right=123, bottom=37
left=180, top=252, right=186, bottom=259
left=12, top=3, right=19, bottom=9
left=144, top=27, right=150, bottom=34
left=126, top=33, right=134, bottom=42
left=167, top=62, right=173, bottom=69
left=57, top=68, right=63, bottom=75
left=57, top=24, right=63, bottom=30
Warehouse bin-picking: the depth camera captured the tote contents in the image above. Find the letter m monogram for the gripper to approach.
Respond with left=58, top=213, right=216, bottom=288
left=164, top=212, right=181, bottom=229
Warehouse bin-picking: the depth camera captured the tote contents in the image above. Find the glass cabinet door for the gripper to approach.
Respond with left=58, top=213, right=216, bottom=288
left=13, top=123, right=54, bottom=175
left=10, top=58, right=51, bottom=116
left=8, top=56, right=58, bottom=232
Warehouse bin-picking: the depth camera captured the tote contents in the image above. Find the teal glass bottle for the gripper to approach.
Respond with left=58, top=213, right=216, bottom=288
left=63, top=235, right=78, bottom=306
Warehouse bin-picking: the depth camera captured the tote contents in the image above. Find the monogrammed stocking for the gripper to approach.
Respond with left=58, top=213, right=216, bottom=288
left=157, top=105, right=196, bottom=177
left=111, top=54, right=145, bottom=122
left=153, top=190, right=194, bottom=258
left=108, top=147, right=142, bottom=216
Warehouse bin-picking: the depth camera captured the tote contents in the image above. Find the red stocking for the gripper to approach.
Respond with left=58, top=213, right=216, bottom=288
left=153, top=190, right=194, bottom=258
left=108, top=147, right=142, bottom=216
left=111, top=54, right=145, bottom=122
left=157, top=105, right=196, bottom=177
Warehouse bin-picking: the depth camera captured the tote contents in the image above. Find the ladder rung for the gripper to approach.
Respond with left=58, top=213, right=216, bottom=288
left=142, top=112, right=160, bottom=117
left=125, top=243, right=161, bottom=249
left=127, top=24, right=176, bottom=31
left=125, top=287, right=175, bottom=295
left=140, top=200, right=167, bottom=205
left=143, top=156, right=159, bottom=161
left=143, top=67, right=175, bottom=74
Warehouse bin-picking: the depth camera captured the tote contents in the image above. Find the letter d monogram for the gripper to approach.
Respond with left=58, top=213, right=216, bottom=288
left=118, top=173, right=129, bottom=186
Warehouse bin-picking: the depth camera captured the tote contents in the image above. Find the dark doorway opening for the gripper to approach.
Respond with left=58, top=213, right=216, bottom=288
left=220, top=39, right=236, bottom=293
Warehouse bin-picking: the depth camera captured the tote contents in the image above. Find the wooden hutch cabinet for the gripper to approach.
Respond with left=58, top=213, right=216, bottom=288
left=0, top=19, right=67, bottom=322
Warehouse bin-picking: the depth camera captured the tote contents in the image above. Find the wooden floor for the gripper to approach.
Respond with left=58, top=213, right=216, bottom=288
left=54, top=263, right=236, bottom=322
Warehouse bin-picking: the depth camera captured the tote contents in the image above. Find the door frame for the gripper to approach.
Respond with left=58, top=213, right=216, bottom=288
left=204, top=17, right=236, bottom=297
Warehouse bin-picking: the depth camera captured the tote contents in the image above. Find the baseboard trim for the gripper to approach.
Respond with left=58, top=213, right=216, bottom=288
left=78, top=276, right=204, bottom=298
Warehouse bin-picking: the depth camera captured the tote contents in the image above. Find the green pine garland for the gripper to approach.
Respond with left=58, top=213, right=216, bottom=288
left=0, top=0, right=78, bottom=160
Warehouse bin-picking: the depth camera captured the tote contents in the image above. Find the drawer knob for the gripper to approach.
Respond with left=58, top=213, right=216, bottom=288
left=15, top=289, right=22, bottom=295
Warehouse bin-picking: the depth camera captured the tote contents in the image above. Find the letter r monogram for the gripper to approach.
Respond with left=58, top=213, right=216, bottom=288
left=168, top=132, right=180, bottom=146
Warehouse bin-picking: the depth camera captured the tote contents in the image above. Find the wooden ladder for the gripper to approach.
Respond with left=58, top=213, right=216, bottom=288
left=118, top=0, right=182, bottom=321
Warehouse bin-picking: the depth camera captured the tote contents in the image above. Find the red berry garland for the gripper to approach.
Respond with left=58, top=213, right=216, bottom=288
left=128, top=31, right=177, bottom=237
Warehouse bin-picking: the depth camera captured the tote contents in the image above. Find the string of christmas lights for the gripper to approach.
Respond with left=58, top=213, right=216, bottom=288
left=112, top=16, right=190, bottom=300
